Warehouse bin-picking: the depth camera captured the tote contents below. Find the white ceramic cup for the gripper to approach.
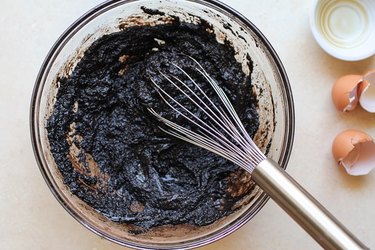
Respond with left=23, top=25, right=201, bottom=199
left=310, top=0, right=375, bottom=61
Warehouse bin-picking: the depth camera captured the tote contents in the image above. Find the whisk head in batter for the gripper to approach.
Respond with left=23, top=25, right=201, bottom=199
left=148, top=57, right=266, bottom=172
left=148, top=58, right=369, bottom=250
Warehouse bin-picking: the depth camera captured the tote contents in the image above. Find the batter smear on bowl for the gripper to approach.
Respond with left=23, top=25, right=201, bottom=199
left=47, top=13, right=260, bottom=230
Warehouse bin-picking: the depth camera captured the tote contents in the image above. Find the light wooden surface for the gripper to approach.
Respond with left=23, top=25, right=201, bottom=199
left=1, top=0, right=374, bottom=249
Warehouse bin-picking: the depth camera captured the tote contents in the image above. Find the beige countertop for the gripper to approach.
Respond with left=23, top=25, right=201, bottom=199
left=1, top=0, right=375, bottom=249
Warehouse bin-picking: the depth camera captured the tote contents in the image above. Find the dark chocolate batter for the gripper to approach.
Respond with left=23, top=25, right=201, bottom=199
left=47, top=13, right=259, bottom=230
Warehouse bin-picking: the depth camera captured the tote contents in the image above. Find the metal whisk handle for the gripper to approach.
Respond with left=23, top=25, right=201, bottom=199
left=252, top=159, right=369, bottom=250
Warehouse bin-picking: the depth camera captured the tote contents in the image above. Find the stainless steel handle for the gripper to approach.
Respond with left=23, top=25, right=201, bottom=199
left=252, top=159, right=368, bottom=250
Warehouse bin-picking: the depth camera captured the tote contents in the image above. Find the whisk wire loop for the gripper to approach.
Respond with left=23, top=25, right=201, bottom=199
left=173, top=64, right=258, bottom=156
left=149, top=76, right=251, bottom=165
left=152, top=70, right=259, bottom=165
left=148, top=58, right=266, bottom=171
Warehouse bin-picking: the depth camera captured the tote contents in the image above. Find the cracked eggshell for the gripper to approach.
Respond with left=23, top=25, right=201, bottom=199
left=331, top=75, right=363, bottom=112
left=332, top=129, right=375, bottom=176
left=359, top=70, right=375, bottom=113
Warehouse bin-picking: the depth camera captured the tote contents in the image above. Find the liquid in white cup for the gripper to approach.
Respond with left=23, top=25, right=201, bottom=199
left=310, top=0, right=375, bottom=61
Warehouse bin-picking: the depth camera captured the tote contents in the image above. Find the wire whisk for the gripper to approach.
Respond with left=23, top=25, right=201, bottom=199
left=148, top=57, right=368, bottom=250
left=149, top=59, right=265, bottom=170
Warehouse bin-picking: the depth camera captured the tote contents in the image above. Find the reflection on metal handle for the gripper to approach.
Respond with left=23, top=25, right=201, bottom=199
left=252, top=159, right=368, bottom=250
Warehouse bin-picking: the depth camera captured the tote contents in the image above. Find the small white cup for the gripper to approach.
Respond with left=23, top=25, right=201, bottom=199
left=310, top=0, right=375, bottom=61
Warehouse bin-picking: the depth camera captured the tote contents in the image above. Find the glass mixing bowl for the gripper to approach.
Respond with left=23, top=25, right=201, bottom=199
left=30, top=0, right=294, bottom=249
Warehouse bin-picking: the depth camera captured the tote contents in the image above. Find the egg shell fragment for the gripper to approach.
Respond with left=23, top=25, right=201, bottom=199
left=332, top=129, right=375, bottom=176
left=359, top=70, right=375, bottom=113
left=331, top=75, right=363, bottom=112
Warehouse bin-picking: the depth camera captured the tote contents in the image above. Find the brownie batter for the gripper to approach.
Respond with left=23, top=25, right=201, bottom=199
left=47, top=12, right=259, bottom=230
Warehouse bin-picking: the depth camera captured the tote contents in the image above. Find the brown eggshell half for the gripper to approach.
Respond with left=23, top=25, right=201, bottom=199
left=331, top=75, right=363, bottom=112
left=332, top=129, right=375, bottom=176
